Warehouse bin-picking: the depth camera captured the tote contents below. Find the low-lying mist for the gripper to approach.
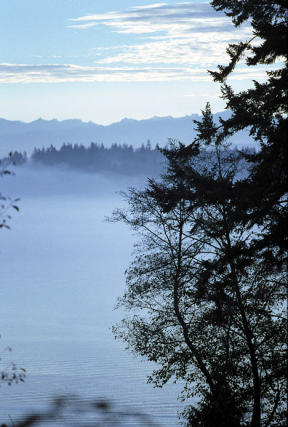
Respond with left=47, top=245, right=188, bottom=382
left=2, top=163, right=149, bottom=199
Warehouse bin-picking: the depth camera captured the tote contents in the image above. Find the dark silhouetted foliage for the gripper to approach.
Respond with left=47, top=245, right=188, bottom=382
left=0, top=160, right=25, bottom=390
left=112, top=1, right=287, bottom=424
left=1, top=396, right=158, bottom=426
left=0, top=337, right=26, bottom=388
left=208, top=0, right=288, bottom=273
left=111, top=137, right=286, bottom=426
left=140, top=1, right=288, bottom=423
left=0, top=154, right=20, bottom=230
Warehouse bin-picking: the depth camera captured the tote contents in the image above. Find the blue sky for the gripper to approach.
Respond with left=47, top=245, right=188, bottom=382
left=0, top=0, right=269, bottom=124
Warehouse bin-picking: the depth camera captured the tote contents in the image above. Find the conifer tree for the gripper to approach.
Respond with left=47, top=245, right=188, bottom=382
left=207, top=0, right=288, bottom=268
left=113, top=1, right=287, bottom=425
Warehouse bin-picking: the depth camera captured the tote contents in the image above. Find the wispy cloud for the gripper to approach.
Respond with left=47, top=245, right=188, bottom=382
left=69, top=3, right=232, bottom=34
left=96, top=36, right=245, bottom=67
left=0, top=63, right=271, bottom=84
left=0, top=63, right=208, bottom=83
left=0, top=2, right=272, bottom=85
left=69, top=2, right=252, bottom=71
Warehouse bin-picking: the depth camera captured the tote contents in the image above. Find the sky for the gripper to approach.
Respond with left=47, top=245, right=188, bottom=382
left=0, top=0, right=270, bottom=124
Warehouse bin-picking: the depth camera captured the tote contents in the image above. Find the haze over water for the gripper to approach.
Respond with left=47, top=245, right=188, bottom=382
left=0, top=165, right=183, bottom=425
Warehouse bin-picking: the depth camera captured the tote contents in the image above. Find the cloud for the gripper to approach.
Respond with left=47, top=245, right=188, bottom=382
left=96, top=36, right=243, bottom=67
left=0, top=63, right=271, bottom=84
left=69, top=2, right=252, bottom=70
left=0, top=63, right=207, bottom=83
left=0, top=4, right=274, bottom=85
left=69, top=2, right=242, bottom=35
left=185, top=93, right=219, bottom=99
left=133, top=3, right=168, bottom=10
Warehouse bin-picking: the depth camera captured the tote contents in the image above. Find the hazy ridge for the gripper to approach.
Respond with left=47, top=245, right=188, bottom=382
left=0, top=112, right=253, bottom=157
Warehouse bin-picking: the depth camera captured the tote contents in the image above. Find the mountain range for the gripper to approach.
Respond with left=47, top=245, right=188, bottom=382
left=0, top=112, right=254, bottom=157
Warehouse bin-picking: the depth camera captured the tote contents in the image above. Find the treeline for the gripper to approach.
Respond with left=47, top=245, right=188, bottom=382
left=31, top=142, right=164, bottom=175
left=3, top=151, right=28, bottom=166
left=6, top=142, right=255, bottom=176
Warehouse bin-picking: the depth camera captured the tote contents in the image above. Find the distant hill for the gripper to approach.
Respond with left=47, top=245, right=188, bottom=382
left=0, top=113, right=255, bottom=157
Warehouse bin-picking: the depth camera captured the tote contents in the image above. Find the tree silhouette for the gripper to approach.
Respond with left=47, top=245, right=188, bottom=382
left=112, top=1, right=287, bottom=423
left=111, top=135, right=286, bottom=426
left=145, top=1, right=288, bottom=422
left=207, top=0, right=288, bottom=273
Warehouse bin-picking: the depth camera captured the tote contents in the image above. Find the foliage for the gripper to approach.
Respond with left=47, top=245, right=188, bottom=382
left=31, top=142, right=164, bottom=175
left=0, top=338, right=26, bottom=387
left=111, top=137, right=286, bottom=426
left=208, top=0, right=288, bottom=270
left=0, top=155, right=20, bottom=230
left=0, top=396, right=158, bottom=426
left=118, top=1, right=288, bottom=422
left=0, top=157, right=25, bottom=389
left=190, top=4, right=288, bottom=420
left=112, top=2, right=287, bottom=422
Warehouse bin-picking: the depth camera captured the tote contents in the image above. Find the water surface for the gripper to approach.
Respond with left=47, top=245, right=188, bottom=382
left=0, top=166, right=184, bottom=425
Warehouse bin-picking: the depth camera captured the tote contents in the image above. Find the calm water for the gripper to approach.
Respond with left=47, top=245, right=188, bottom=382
left=0, top=166, right=185, bottom=425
